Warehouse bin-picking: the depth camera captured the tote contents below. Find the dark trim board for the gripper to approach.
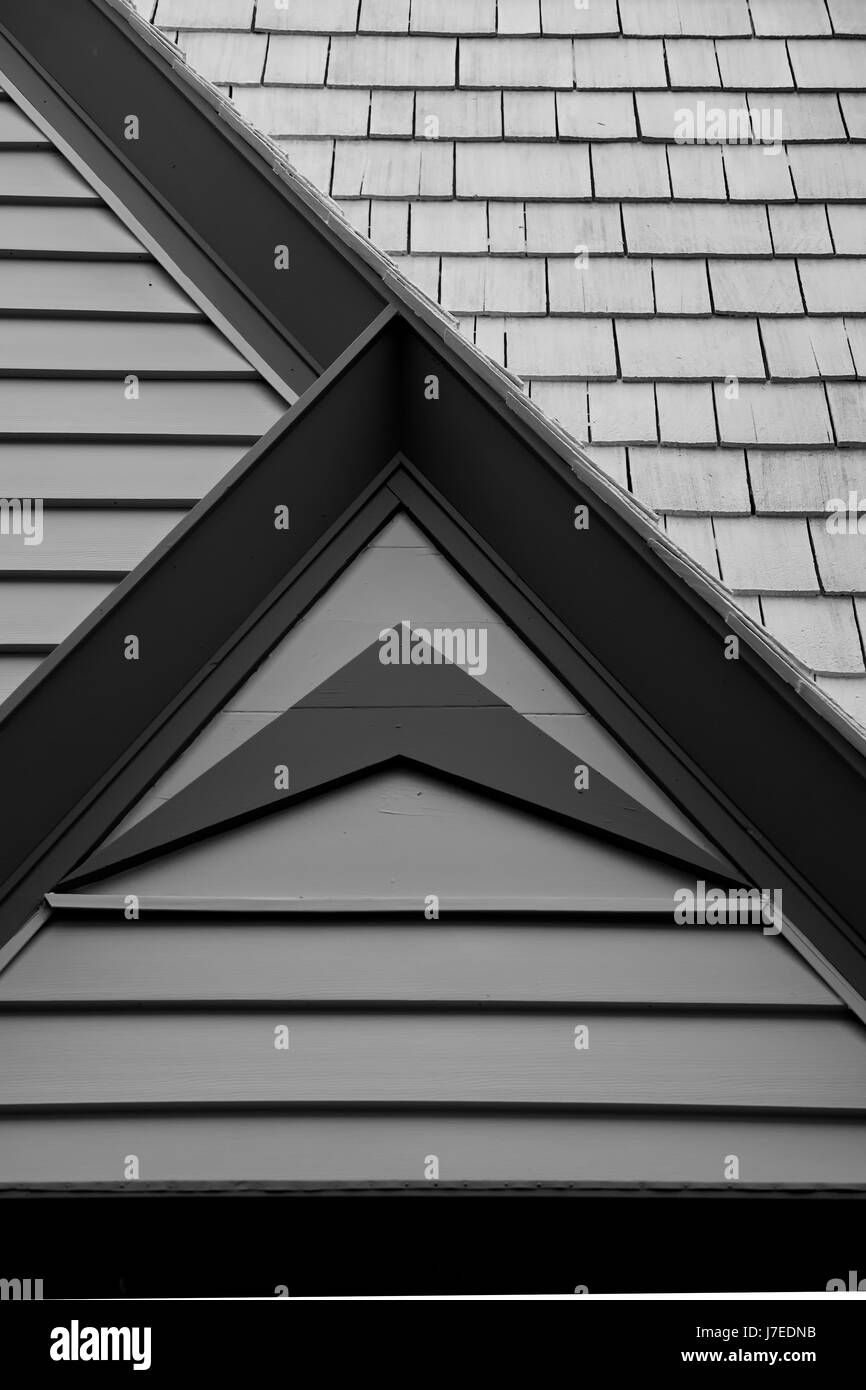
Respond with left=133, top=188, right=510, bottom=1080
left=0, top=0, right=387, bottom=378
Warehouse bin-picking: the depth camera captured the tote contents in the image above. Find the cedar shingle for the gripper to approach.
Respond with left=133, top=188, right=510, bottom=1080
left=275, top=139, right=335, bottom=189
left=665, top=39, right=722, bottom=89
left=799, top=259, right=866, bottom=313
left=390, top=254, right=440, bottom=298
left=459, top=38, right=574, bottom=88
left=716, top=40, right=794, bottom=89
left=826, top=1, right=866, bottom=35
left=769, top=204, right=833, bottom=255
left=525, top=202, right=624, bottom=253
left=617, top=317, right=765, bottom=380
left=668, top=144, right=727, bottom=200
left=827, top=206, right=866, bottom=255
left=548, top=256, right=654, bottom=314
left=409, top=0, right=496, bottom=34
left=503, top=92, right=558, bottom=139
left=630, top=446, right=751, bottom=512
left=750, top=0, right=832, bottom=37
left=748, top=92, right=846, bottom=141
left=505, top=317, right=617, bottom=377
left=663, top=516, right=720, bottom=576
left=827, top=384, right=866, bottom=446
left=328, top=36, right=456, bottom=86
left=592, top=142, right=671, bottom=199
left=359, top=0, right=411, bottom=33
left=255, top=0, right=357, bottom=31
left=457, top=143, right=591, bottom=198
left=715, top=382, right=834, bottom=445
left=588, top=382, right=658, bottom=443
left=709, top=259, right=804, bottom=315
left=573, top=39, right=667, bottom=88
left=619, top=0, right=751, bottom=37
left=529, top=380, right=589, bottom=437
left=370, top=90, right=414, bottom=136
left=840, top=94, right=866, bottom=140
left=157, top=0, right=254, bottom=26
left=623, top=203, right=772, bottom=255
left=440, top=256, right=546, bottom=314
left=179, top=32, right=267, bottom=84
left=488, top=202, right=527, bottom=253
left=415, top=90, right=502, bottom=139
left=636, top=89, right=747, bottom=141
left=557, top=92, right=637, bottom=140
left=332, top=140, right=454, bottom=197
left=810, top=522, right=866, bottom=592
left=761, top=317, right=855, bottom=379
left=749, top=449, right=866, bottom=513
left=788, top=145, right=866, bottom=199
left=715, top=517, right=820, bottom=592
left=762, top=598, right=864, bottom=673
left=370, top=200, right=409, bottom=251
left=498, top=0, right=542, bottom=36
left=723, top=146, right=795, bottom=201
left=788, top=39, right=866, bottom=88
left=540, top=0, right=621, bottom=34
left=652, top=258, right=711, bottom=313
left=411, top=200, right=488, bottom=253
left=656, top=383, right=719, bottom=444
left=232, top=87, right=370, bottom=137
left=263, top=35, right=328, bottom=84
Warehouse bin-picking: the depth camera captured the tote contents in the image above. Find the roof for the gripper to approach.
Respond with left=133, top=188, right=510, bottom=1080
left=130, top=0, right=866, bottom=729
left=0, top=0, right=864, bottom=1198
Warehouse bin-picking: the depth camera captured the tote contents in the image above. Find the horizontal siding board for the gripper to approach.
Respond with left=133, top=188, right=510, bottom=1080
left=0, top=580, right=114, bottom=646
left=1, top=1012, right=863, bottom=1108
left=0, top=508, right=186, bottom=575
left=0, top=920, right=840, bottom=1007
left=0, top=151, right=99, bottom=202
left=0, top=443, right=246, bottom=501
left=1, top=1112, right=863, bottom=1184
left=0, top=104, right=50, bottom=147
left=0, top=207, right=146, bottom=257
left=0, top=260, right=199, bottom=315
left=0, top=654, right=42, bottom=703
left=0, top=381, right=285, bottom=439
left=0, top=321, right=256, bottom=375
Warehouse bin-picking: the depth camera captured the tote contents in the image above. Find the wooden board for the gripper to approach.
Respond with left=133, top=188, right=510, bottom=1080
left=0, top=508, right=186, bottom=574
left=0, top=919, right=840, bottom=1007
left=0, top=104, right=49, bottom=147
left=0, top=151, right=98, bottom=201
left=81, top=768, right=697, bottom=901
left=1, top=1111, right=864, bottom=1184
left=0, top=320, right=257, bottom=375
left=0, top=206, right=145, bottom=256
left=0, top=380, right=286, bottom=439
left=0, top=580, right=114, bottom=646
left=0, top=443, right=246, bottom=502
left=1, top=1011, right=863, bottom=1109
left=0, top=653, right=42, bottom=703
left=0, top=259, right=199, bottom=315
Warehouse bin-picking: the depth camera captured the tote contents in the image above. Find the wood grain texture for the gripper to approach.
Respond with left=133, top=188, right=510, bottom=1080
left=0, top=320, right=257, bottom=375
left=1, top=1011, right=863, bottom=1109
left=0, top=1111, right=863, bottom=1184
left=0, top=580, right=114, bottom=646
left=0, top=508, right=186, bottom=574
left=0, top=206, right=145, bottom=256
left=0, top=260, right=199, bottom=315
left=0, top=919, right=840, bottom=1007
left=0, top=444, right=247, bottom=502
left=0, top=381, right=286, bottom=439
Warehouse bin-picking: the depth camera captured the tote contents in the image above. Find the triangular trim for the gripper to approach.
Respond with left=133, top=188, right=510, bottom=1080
left=70, top=638, right=735, bottom=886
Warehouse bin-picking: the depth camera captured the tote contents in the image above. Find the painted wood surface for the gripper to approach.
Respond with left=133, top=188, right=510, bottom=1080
left=81, top=768, right=698, bottom=901
left=0, top=580, right=114, bottom=646
left=1, top=1112, right=864, bottom=1185
left=0, top=444, right=246, bottom=502
left=0, top=381, right=284, bottom=439
left=0, top=918, right=840, bottom=1007
left=1, top=1011, right=863, bottom=1109
left=0, top=206, right=145, bottom=255
left=0, top=320, right=257, bottom=375
left=1, top=150, right=98, bottom=200
left=0, top=260, right=198, bottom=314
left=0, top=509, right=187, bottom=574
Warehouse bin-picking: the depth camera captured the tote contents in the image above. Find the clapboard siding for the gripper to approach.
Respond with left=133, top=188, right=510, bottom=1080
left=0, top=443, right=246, bottom=501
left=0, top=320, right=258, bottom=375
left=1, top=1012, right=863, bottom=1109
left=2, top=1113, right=864, bottom=1185
left=0, top=151, right=99, bottom=201
left=0, top=260, right=202, bottom=315
left=0, top=381, right=285, bottom=439
left=0, top=919, right=840, bottom=1007
left=0, top=508, right=186, bottom=574
left=0, top=104, right=49, bottom=147
left=0, top=206, right=146, bottom=256
left=0, top=580, right=114, bottom=647
left=0, top=653, right=42, bottom=701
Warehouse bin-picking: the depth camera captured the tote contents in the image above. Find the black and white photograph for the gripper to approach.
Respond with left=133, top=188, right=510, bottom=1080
left=0, top=0, right=864, bottom=1354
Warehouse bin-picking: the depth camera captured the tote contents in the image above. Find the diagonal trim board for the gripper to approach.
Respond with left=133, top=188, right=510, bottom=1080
left=0, top=9, right=861, bottom=1012
left=69, top=639, right=736, bottom=886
